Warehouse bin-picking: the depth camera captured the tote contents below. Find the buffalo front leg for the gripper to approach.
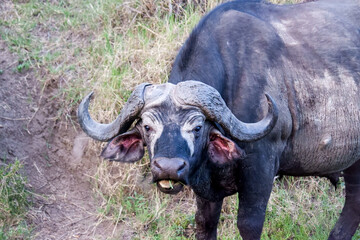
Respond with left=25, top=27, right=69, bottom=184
left=236, top=184, right=273, bottom=239
left=236, top=158, right=276, bottom=240
left=329, top=159, right=360, bottom=240
left=195, top=195, right=223, bottom=240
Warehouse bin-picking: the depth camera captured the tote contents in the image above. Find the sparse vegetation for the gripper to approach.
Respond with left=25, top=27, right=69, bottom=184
left=0, top=160, right=32, bottom=240
left=1, top=0, right=359, bottom=239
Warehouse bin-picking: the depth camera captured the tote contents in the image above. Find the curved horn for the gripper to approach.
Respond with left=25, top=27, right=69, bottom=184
left=173, top=81, right=278, bottom=142
left=77, top=83, right=152, bottom=142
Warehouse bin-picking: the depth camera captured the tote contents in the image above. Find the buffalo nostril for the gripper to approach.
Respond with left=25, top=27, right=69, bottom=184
left=153, top=159, right=161, bottom=169
left=177, top=161, right=186, bottom=171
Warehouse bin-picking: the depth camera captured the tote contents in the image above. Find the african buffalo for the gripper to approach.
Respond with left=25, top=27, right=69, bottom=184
left=78, top=0, right=360, bottom=239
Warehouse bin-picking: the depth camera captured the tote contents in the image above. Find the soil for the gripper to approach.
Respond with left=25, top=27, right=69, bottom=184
left=0, top=40, right=117, bottom=239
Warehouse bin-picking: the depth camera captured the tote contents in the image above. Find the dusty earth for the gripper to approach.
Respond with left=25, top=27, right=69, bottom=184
left=0, top=40, right=118, bottom=239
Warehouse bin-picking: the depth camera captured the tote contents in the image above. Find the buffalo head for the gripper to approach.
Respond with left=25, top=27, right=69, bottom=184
left=77, top=81, right=278, bottom=195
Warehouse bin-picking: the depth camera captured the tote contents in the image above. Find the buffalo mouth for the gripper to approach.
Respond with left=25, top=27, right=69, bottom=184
left=156, top=180, right=184, bottom=194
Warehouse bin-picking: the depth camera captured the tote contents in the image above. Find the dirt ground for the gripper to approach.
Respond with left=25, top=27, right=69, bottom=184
left=0, top=40, right=118, bottom=239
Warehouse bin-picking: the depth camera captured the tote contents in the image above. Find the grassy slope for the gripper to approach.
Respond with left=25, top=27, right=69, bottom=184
left=1, top=0, right=359, bottom=239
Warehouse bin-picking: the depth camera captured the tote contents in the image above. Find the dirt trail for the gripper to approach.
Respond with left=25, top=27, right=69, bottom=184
left=0, top=40, right=116, bottom=239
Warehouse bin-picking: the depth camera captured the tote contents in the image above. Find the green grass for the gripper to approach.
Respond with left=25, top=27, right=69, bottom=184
left=262, top=177, right=345, bottom=240
left=0, top=160, right=32, bottom=240
left=1, top=0, right=359, bottom=239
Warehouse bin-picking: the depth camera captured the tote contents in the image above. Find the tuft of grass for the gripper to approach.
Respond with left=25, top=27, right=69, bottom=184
left=0, top=159, right=32, bottom=239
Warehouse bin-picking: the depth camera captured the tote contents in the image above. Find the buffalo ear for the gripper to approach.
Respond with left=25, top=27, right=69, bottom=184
left=207, top=129, right=244, bottom=164
left=101, top=129, right=144, bottom=163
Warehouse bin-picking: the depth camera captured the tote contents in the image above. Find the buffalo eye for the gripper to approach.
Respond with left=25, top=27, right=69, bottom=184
left=144, top=125, right=151, bottom=132
left=193, top=126, right=202, bottom=132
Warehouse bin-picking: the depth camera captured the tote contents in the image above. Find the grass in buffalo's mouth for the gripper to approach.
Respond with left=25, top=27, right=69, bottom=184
left=158, top=180, right=176, bottom=189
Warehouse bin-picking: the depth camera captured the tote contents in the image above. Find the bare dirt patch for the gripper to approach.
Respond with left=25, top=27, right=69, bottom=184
left=0, top=40, right=116, bottom=239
